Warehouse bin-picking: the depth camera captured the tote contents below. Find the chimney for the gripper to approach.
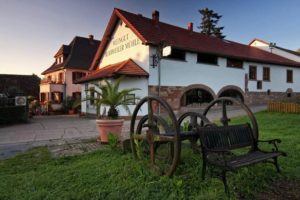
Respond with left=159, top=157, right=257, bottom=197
left=89, top=34, right=94, bottom=41
left=187, top=22, right=193, bottom=31
left=152, top=10, right=159, bottom=22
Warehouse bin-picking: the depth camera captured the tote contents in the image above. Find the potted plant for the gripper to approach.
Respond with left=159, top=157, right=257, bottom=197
left=84, top=76, right=139, bottom=143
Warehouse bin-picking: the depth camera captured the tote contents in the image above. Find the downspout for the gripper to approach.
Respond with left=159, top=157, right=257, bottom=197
left=63, top=69, right=67, bottom=100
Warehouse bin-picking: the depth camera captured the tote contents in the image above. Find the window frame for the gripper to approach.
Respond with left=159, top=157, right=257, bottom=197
left=72, top=72, right=86, bottom=83
left=124, top=94, right=136, bottom=105
left=249, top=65, right=257, bottom=80
left=197, top=53, right=218, bottom=65
left=287, top=69, right=293, bottom=83
left=263, top=67, right=270, bottom=81
left=257, top=80, right=262, bottom=90
left=163, top=48, right=186, bottom=61
left=89, top=87, right=95, bottom=105
left=226, top=58, right=243, bottom=69
left=51, top=91, right=63, bottom=104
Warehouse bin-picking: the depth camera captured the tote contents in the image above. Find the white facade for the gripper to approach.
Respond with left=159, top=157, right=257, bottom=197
left=40, top=68, right=89, bottom=111
left=250, top=40, right=300, bottom=62
left=99, top=20, right=150, bottom=72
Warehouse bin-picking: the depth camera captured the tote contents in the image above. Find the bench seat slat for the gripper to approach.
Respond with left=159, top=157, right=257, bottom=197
left=209, top=151, right=283, bottom=169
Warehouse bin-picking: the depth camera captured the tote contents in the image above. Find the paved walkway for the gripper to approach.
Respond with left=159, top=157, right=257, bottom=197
left=0, top=104, right=267, bottom=159
left=0, top=115, right=99, bottom=159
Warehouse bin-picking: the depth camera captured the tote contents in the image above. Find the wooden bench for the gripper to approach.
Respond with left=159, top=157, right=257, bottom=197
left=198, top=123, right=287, bottom=195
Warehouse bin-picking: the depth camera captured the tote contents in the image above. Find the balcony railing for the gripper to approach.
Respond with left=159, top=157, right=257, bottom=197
left=40, top=79, right=64, bottom=84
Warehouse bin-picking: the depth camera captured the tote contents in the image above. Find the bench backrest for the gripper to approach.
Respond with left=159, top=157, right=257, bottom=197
left=198, top=124, right=254, bottom=151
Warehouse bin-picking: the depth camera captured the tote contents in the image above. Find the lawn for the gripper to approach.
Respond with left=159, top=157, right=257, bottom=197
left=0, top=111, right=299, bottom=199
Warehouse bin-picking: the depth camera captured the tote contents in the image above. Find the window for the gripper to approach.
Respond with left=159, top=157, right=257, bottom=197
left=90, top=87, right=95, bottom=105
left=257, top=81, right=262, bottom=90
left=197, top=53, right=218, bottom=65
left=72, top=72, right=86, bottom=83
left=164, top=48, right=186, bottom=61
left=287, top=70, right=293, bottom=83
left=51, top=92, right=63, bottom=103
left=72, top=92, right=81, bottom=100
left=58, top=73, right=63, bottom=83
left=124, top=94, right=136, bottom=105
left=249, top=66, right=257, bottom=80
left=47, top=75, right=52, bottom=82
left=56, top=56, right=63, bottom=64
left=263, top=67, right=270, bottom=81
left=227, top=58, right=243, bottom=68
left=40, top=93, right=46, bottom=103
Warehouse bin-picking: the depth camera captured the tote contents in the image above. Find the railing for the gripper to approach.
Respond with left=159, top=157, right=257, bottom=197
left=268, top=101, right=300, bottom=113
left=40, top=79, right=64, bottom=84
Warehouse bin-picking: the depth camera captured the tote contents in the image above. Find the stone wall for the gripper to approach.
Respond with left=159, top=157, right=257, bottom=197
left=149, top=85, right=184, bottom=111
left=149, top=85, right=300, bottom=111
left=245, top=91, right=300, bottom=105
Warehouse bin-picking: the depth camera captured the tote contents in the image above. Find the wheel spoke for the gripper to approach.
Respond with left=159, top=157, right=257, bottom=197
left=153, top=134, right=175, bottom=142
left=148, top=99, right=154, bottom=127
left=132, top=133, right=147, bottom=140
left=221, top=100, right=230, bottom=126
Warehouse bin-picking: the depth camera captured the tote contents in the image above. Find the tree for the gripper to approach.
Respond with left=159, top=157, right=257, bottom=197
left=297, top=48, right=300, bottom=53
left=198, top=8, right=225, bottom=39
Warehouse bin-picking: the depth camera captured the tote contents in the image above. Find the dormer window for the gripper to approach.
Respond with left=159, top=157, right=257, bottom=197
left=56, top=56, right=63, bottom=64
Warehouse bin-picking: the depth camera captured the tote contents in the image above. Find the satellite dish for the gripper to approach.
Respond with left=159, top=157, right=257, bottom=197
left=15, top=96, right=27, bottom=106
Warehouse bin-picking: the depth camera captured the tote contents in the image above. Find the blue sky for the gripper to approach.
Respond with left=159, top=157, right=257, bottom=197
left=0, top=0, right=299, bottom=76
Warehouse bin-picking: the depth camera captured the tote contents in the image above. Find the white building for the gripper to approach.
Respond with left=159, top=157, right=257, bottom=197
left=40, top=35, right=100, bottom=111
left=78, top=8, right=300, bottom=117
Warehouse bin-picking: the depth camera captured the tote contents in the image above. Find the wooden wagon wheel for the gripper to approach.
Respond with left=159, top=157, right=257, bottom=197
left=177, top=112, right=213, bottom=151
left=130, top=96, right=181, bottom=176
left=178, top=111, right=213, bottom=130
left=203, top=97, right=259, bottom=139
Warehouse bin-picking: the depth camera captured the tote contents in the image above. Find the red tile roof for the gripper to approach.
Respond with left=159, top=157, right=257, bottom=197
left=76, top=59, right=148, bottom=83
left=91, top=8, right=300, bottom=69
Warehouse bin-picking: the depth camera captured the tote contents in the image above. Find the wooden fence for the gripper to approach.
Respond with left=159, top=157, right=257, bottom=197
left=268, top=102, right=300, bottom=113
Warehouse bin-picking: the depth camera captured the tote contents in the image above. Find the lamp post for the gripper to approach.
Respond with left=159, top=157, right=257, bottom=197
left=149, top=43, right=171, bottom=113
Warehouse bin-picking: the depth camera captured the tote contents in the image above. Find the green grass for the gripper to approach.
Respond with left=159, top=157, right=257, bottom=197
left=0, top=111, right=299, bottom=199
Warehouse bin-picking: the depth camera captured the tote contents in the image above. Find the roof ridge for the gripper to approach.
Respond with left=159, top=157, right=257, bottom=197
left=115, top=8, right=230, bottom=45
left=114, top=59, right=131, bottom=72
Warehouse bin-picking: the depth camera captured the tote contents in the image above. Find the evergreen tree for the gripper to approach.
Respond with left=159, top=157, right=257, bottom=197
left=198, top=8, right=225, bottom=39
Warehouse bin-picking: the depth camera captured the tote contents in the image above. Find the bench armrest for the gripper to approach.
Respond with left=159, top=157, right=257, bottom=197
left=257, top=139, right=282, bottom=153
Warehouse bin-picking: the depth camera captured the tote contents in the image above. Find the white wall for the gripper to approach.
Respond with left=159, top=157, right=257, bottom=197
left=99, top=20, right=150, bottom=72
left=250, top=40, right=300, bottom=62
left=150, top=51, right=245, bottom=94
left=246, top=62, right=300, bottom=92
left=150, top=50, right=300, bottom=94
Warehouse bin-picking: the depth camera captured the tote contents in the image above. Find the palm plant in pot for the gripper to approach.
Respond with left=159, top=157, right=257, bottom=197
left=84, top=76, right=139, bottom=143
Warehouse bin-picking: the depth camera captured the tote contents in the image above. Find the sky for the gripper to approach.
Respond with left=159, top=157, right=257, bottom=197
left=0, top=0, right=299, bottom=77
